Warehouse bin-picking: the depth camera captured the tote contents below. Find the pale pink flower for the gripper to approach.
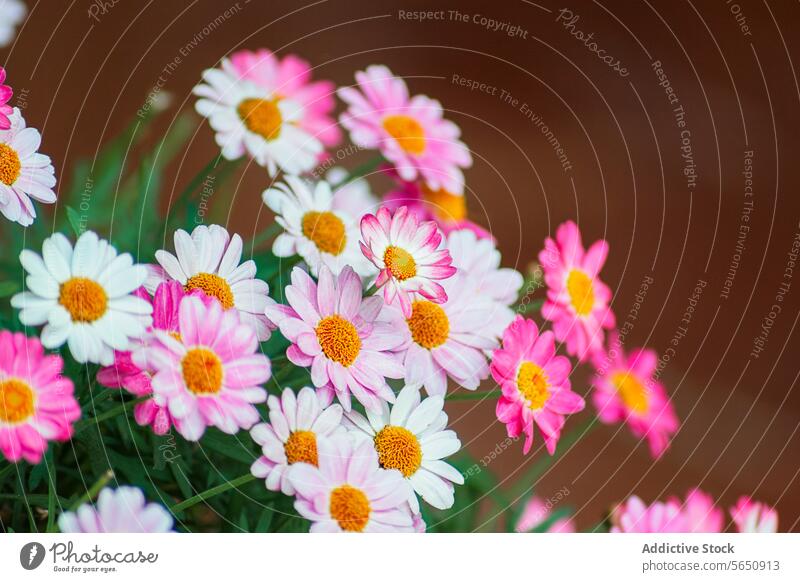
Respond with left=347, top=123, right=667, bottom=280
left=287, top=434, right=415, bottom=532
left=58, top=486, right=173, bottom=533
left=491, top=316, right=584, bottom=454
left=339, top=65, right=471, bottom=194
left=682, top=488, right=724, bottom=533
left=515, top=496, right=576, bottom=533
left=360, top=205, right=456, bottom=317
left=250, top=386, right=345, bottom=495
left=730, top=497, right=778, bottom=532
left=0, top=331, right=80, bottom=463
left=591, top=334, right=679, bottom=458
left=265, top=265, right=406, bottom=412
left=611, top=495, right=687, bottom=533
left=538, top=220, right=615, bottom=361
left=134, top=296, right=270, bottom=441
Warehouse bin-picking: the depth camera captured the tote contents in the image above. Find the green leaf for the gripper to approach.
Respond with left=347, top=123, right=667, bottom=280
left=0, top=281, right=19, bottom=297
left=65, top=206, right=84, bottom=237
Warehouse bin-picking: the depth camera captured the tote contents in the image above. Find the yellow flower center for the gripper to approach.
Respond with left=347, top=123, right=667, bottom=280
left=567, top=269, right=595, bottom=316
left=0, top=143, right=21, bottom=186
left=382, top=114, right=426, bottom=155
left=421, top=184, right=467, bottom=223
left=284, top=430, right=318, bottom=466
left=315, top=315, right=361, bottom=367
left=184, top=273, right=235, bottom=310
left=384, top=246, right=417, bottom=281
left=181, top=348, right=223, bottom=395
left=516, top=361, right=550, bottom=410
left=59, top=277, right=108, bottom=323
left=301, top=211, right=347, bottom=256
left=611, top=371, right=649, bottom=413
left=0, top=378, right=35, bottom=424
left=237, top=97, right=283, bottom=141
left=374, top=425, right=422, bottom=478
left=407, top=300, right=449, bottom=349
left=329, top=484, right=371, bottom=532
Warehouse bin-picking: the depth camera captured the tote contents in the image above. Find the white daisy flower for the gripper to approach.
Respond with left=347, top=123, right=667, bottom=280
left=250, top=386, right=345, bottom=495
left=193, top=67, right=322, bottom=176
left=149, top=224, right=275, bottom=341
left=0, top=108, right=56, bottom=227
left=0, top=0, right=26, bottom=47
left=344, top=384, right=464, bottom=512
left=262, top=175, right=374, bottom=277
left=11, top=231, right=153, bottom=365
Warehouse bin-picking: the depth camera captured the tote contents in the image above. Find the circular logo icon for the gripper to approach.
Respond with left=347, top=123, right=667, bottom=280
left=20, top=542, right=46, bottom=570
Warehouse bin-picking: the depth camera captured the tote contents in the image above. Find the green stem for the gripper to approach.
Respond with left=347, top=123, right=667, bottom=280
left=445, top=389, right=503, bottom=401
left=363, top=284, right=378, bottom=297
left=331, top=155, right=385, bottom=189
left=171, top=473, right=256, bottom=513
left=0, top=462, right=18, bottom=482
left=45, top=450, right=58, bottom=533
left=69, top=469, right=114, bottom=512
left=73, top=397, right=148, bottom=435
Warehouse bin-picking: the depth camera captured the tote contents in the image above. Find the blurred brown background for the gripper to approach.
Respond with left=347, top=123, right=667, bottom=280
left=3, top=0, right=799, bottom=530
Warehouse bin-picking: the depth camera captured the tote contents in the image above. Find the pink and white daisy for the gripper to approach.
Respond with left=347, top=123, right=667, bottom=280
left=193, top=65, right=322, bottom=176
left=134, top=295, right=270, bottom=441
left=96, top=282, right=193, bottom=436
left=0, top=108, right=57, bottom=226
left=344, top=384, right=464, bottom=512
left=149, top=224, right=274, bottom=340
left=58, top=486, right=174, bottom=533
left=359, top=205, right=456, bottom=317
left=538, top=220, right=616, bottom=361
left=228, top=48, right=340, bottom=147
left=515, top=495, right=576, bottom=533
left=287, top=434, right=415, bottom=532
left=262, top=176, right=373, bottom=277
left=393, top=274, right=495, bottom=396
left=250, top=386, right=345, bottom=495
left=591, top=335, right=679, bottom=458
left=0, top=67, right=12, bottom=130
left=0, top=0, right=25, bottom=48
left=491, top=316, right=584, bottom=454
left=0, top=330, right=80, bottom=464
left=611, top=495, right=686, bottom=533
left=264, top=265, right=405, bottom=412
left=339, top=65, right=471, bottom=194
left=730, top=497, right=778, bottom=532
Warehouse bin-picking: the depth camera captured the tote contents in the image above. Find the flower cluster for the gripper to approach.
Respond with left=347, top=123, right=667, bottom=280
left=0, top=44, right=781, bottom=534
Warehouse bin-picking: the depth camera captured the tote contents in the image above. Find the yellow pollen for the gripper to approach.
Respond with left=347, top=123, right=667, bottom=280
left=301, top=211, right=347, bottom=256
left=284, top=430, right=318, bottom=466
left=384, top=246, right=417, bottom=281
left=0, top=379, right=35, bottom=424
left=315, top=315, right=361, bottom=367
left=567, top=269, right=595, bottom=316
left=516, top=361, right=550, bottom=410
left=0, top=143, right=21, bottom=185
left=329, top=484, right=371, bottom=532
left=374, top=425, right=422, bottom=477
left=421, top=184, right=467, bottom=223
left=59, top=277, right=108, bottom=323
left=184, top=273, right=235, bottom=310
left=382, top=114, right=426, bottom=155
left=169, top=332, right=183, bottom=343
left=612, top=372, right=649, bottom=413
left=407, top=300, right=449, bottom=349
left=237, top=98, right=283, bottom=141
left=181, top=348, right=223, bottom=395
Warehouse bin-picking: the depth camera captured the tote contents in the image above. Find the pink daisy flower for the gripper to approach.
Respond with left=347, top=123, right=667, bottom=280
left=228, top=48, right=340, bottom=147
left=515, top=495, right=576, bottom=533
left=96, top=282, right=196, bottom=436
left=264, top=265, right=405, bottom=413
left=58, top=486, right=174, bottom=533
left=730, top=497, right=778, bottom=532
left=250, top=386, right=345, bottom=495
left=0, top=67, right=12, bottom=130
left=134, top=295, right=271, bottom=441
left=287, top=434, right=415, bottom=532
left=383, top=176, right=490, bottom=239
left=611, top=495, right=686, bottom=533
left=491, top=316, right=584, bottom=454
left=0, top=330, right=80, bottom=463
left=591, top=334, right=679, bottom=458
left=339, top=65, right=472, bottom=195
left=681, top=488, right=724, bottom=533
left=538, top=220, right=616, bottom=361
left=360, top=205, right=456, bottom=317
